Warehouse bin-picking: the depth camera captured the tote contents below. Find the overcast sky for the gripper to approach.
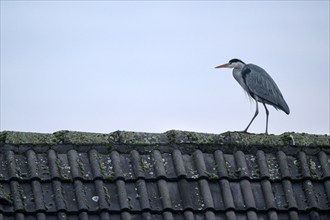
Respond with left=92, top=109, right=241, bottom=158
left=1, top=1, right=329, bottom=135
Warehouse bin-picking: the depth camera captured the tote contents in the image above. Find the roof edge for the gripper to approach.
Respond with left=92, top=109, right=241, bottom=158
left=0, top=130, right=329, bottom=148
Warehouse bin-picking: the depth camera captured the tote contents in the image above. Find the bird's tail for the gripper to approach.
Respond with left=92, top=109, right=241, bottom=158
left=279, top=100, right=290, bottom=115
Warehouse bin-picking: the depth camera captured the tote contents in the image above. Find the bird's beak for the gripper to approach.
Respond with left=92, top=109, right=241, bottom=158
left=215, top=63, right=230, bottom=68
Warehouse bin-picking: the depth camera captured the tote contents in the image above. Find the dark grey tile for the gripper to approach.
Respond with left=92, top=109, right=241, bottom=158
left=166, top=181, right=182, bottom=211
left=145, top=181, right=162, bottom=210
left=161, top=152, right=176, bottom=179
left=27, top=150, right=39, bottom=180
left=139, top=154, right=156, bottom=179
left=163, top=211, right=174, bottom=220
left=224, top=210, right=236, bottom=220
left=256, top=150, right=270, bottom=179
left=61, top=182, right=79, bottom=212
left=48, top=149, right=61, bottom=179
left=250, top=181, right=266, bottom=210
left=277, top=151, right=291, bottom=179
left=5, top=151, right=18, bottom=180
left=135, top=179, right=151, bottom=210
left=282, top=180, right=297, bottom=209
left=76, top=152, right=93, bottom=180
left=37, top=153, right=51, bottom=180
left=265, top=153, right=281, bottom=180
left=125, top=181, right=141, bottom=211
left=318, top=151, right=330, bottom=178
left=240, top=180, right=256, bottom=209
left=10, top=180, right=24, bottom=211
left=183, top=154, right=198, bottom=179
left=116, top=179, right=129, bottom=210
left=111, top=151, right=123, bottom=179
left=82, top=182, right=99, bottom=211
left=193, top=150, right=207, bottom=179
left=246, top=210, right=257, bottom=220
left=103, top=182, right=120, bottom=211
left=130, top=150, right=145, bottom=179
left=235, top=151, right=250, bottom=179
left=93, top=179, right=109, bottom=210
left=303, top=180, right=318, bottom=208
left=88, top=149, right=103, bottom=179
left=178, top=178, right=193, bottom=210
left=172, top=150, right=186, bottom=178
left=67, top=150, right=81, bottom=180
left=214, top=150, right=228, bottom=178
left=223, top=154, right=237, bottom=179
left=298, top=151, right=311, bottom=178
left=183, top=210, right=194, bottom=220
left=208, top=181, right=225, bottom=210
left=230, top=182, right=245, bottom=210
left=245, top=153, right=259, bottom=179
left=198, top=179, right=214, bottom=209
left=292, top=182, right=308, bottom=210
left=73, top=180, right=88, bottom=210
left=153, top=150, right=166, bottom=179
left=306, top=155, right=323, bottom=179
left=32, top=180, right=45, bottom=211
left=267, top=210, right=279, bottom=220
left=220, top=178, right=235, bottom=210
left=204, top=210, right=216, bottom=220
left=0, top=131, right=329, bottom=219
left=286, top=154, right=301, bottom=179
left=157, top=179, right=171, bottom=209
left=56, top=153, right=72, bottom=180
left=120, top=154, right=134, bottom=180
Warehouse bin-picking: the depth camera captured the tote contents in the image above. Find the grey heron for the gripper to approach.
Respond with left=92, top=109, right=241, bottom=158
left=215, top=58, right=290, bottom=134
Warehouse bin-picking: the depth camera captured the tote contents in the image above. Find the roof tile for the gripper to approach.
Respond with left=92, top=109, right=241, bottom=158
left=0, top=130, right=329, bottom=219
left=256, top=150, right=270, bottom=179
left=259, top=180, right=273, bottom=209
left=277, top=151, right=291, bottom=179
left=172, top=149, right=186, bottom=178
left=214, top=150, right=228, bottom=177
left=282, top=179, right=297, bottom=209
left=199, top=178, right=214, bottom=209
left=235, top=151, right=250, bottom=179
left=31, top=180, right=44, bottom=211
left=153, top=150, right=167, bottom=178
left=299, top=151, right=311, bottom=178
left=240, top=180, right=256, bottom=209
left=136, top=179, right=151, bottom=211
left=52, top=180, right=65, bottom=211
left=319, top=151, right=330, bottom=178
left=130, top=150, right=144, bottom=179
left=219, top=179, right=234, bottom=210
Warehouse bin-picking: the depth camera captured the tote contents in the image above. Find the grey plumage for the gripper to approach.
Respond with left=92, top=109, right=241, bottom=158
left=215, top=58, right=290, bottom=134
left=242, top=64, right=290, bottom=114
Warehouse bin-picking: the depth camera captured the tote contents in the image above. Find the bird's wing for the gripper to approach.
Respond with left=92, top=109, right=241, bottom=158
left=242, top=64, right=290, bottom=114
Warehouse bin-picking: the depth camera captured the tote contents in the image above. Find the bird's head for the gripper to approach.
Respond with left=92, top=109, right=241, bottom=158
left=215, top=58, right=245, bottom=69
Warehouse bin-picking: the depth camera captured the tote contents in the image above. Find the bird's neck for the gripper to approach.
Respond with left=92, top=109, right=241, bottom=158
left=232, top=64, right=249, bottom=92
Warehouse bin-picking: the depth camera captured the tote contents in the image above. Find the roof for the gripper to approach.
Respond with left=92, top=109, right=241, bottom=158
left=0, top=130, right=329, bottom=220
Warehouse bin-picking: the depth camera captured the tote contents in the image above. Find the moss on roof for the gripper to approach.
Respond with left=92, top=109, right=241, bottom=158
left=0, top=130, right=328, bottom=148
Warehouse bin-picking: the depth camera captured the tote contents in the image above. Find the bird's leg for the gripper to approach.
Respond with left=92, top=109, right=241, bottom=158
left=244, top=100, right=259, bottom=133
left=263, top=103, right=269, bottom=135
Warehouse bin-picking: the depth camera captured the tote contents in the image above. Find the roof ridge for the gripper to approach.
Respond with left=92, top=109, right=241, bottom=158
left=0, top=130, right=329, bottom=148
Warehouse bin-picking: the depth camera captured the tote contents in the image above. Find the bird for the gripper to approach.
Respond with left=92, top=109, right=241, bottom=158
left=215, top=58, right=290, bottom=134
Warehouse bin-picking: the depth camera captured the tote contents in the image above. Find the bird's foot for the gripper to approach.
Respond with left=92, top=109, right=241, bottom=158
left=238, top=129, right=269, bottom=135
left=240, top=130, right=251, bottom=134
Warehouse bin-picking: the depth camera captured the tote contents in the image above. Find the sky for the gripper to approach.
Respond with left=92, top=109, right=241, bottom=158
left=1, top=1, right=329, bottom=135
